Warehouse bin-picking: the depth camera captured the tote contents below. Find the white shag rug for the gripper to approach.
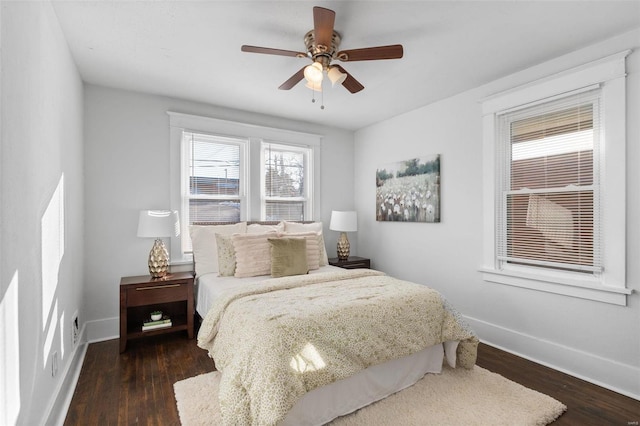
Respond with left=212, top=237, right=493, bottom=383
left=174, top=365, right=566, bottom=426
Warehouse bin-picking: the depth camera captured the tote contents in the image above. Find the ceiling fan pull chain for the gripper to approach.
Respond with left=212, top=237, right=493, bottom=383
left=321, top=88, right=325, bottom=110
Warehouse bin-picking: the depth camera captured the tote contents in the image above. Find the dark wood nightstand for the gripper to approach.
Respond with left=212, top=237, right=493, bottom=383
left=119, top=271, right=194, bottom=353
left=328, top=256, right=371, bottom=269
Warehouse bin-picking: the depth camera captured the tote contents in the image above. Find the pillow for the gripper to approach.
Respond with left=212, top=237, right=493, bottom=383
left=278, top=232, right=321, bottom=271
left=247, top=222, right=285, bottom=234
left=189, top=222, right=247, bottom=277
left=232, top=232, right=277, bottom=278
left=269, top=238, right=309, bottom=278
left=282, top=221, right=329, bottom=266
left=215, top=233, right=236, bottom=277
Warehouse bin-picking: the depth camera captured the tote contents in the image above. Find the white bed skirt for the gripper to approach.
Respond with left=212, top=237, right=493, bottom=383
left=282, top=343, right=449, bottom=426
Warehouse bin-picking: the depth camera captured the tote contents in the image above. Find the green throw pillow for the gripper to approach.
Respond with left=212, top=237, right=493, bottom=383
left=269, top=238, right=309, bottom=278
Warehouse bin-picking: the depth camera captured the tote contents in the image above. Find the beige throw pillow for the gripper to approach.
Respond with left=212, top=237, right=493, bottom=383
left=278, top=232, right=320, bottom=271
left=190, top=222, right=247, bottom=277
left=269, top=238, right=309, bottom=278
left=283, top=221, right=329, bottom=266
left=232, top=232, right=277, bottom=278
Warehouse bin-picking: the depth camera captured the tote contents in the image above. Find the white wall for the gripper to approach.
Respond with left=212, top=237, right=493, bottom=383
left=83, top=85, right=355, bottom=338
left=354, top=29, right=640, bottom=398
left=0, top=2, right=85, bottom=425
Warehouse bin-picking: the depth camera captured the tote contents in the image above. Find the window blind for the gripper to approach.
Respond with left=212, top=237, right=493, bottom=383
left=263, top=142, right=309, bottom=221
left=180, top=131, right=246, bottom=252
left=185, top=132, right=244, bottom=224
left=496, top=89, right=601, bottom=273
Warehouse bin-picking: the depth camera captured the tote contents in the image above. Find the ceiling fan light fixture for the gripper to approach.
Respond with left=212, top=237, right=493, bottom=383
left=328, top=66, right=347, bottom=87
left=305, top=80, right=322, bottom=92
left=304, top=61, right=323, bottom=84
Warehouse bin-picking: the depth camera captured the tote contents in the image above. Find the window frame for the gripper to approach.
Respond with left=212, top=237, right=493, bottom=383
left=480, top=51, right=631, bottom=306
left=180, top=131, right=248, bottom=252
left=168, top=112, right=322, bottom=262
left=260, top=141, right=313, bottom=221
left=496, top=89, right=601, bottom=274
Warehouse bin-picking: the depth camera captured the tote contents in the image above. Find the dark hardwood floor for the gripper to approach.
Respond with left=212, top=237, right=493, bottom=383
left=64, top=334, right=640, bottom=425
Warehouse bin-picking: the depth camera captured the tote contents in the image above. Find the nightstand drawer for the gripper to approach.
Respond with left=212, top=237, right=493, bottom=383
left=127, top=282, right=188, bottom=306
left=341, top=261, right=370, bottom=269
left=328, top=256, right=371, bottom=269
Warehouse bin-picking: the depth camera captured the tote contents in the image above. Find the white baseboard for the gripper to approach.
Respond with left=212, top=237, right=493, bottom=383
left=85, top=316, right=119, bottom=343
left=44, top=324, right=89, bottom=426
left=45, top=317, right=121, bottom=425
left=465, top=315, right=640, bottom=401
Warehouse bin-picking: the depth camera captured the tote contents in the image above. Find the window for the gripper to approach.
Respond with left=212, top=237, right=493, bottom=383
left=262, top=142, right=312, bottom=221
left=496, top=90, right=600, bottom=274
left=481, top=51, right=630, bottom=305
left=168, top=112, right=322, bottom=260
left=183, top=132, right=246, bottom=223
left=180, top=132, right=246, bottom=251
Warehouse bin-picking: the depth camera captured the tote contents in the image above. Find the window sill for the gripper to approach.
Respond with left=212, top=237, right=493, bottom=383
left=480, top=267, right=632, bottom=306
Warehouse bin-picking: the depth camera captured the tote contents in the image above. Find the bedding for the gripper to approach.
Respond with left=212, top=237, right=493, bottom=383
left=197, top=268, right=478, bottom=426
left=190, top=222, right=247, bottom=277
left=195, top=265, right=341, bottom=318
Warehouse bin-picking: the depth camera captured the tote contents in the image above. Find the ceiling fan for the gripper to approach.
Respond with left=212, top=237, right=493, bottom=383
left=241, top=6, right=403, bottom=94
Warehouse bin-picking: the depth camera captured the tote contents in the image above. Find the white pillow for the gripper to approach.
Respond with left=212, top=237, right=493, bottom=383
left=190, top=222, right=247, bottom=277
left=232, top=232, right=277, bottom=278
left=283, top=221, right=329, bottom=266
left=247, top=222, right=285, bottom=234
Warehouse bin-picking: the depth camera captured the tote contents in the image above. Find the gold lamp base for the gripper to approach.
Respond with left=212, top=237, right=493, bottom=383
left=337, top=232, right=350, bottom=260
left=148, top=238, right=169, bottom=278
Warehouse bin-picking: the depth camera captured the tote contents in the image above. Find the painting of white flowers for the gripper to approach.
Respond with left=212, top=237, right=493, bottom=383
left=376, top=155, right=440, bottom=223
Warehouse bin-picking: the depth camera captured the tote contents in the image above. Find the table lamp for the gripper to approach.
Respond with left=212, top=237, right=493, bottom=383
left=329, top=210, right=357, bottom=260
left=137, top=210, right=180, bottom=277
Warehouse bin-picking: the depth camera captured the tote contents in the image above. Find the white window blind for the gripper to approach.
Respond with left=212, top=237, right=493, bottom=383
left=181, top=131, right=246, bottom=251
left=496, top=89, right=601, bottom=274
left=262, top=142, right=311, bottom=221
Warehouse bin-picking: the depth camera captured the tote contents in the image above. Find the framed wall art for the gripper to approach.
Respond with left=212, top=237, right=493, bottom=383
left=376, top=154, right=440, bottom=223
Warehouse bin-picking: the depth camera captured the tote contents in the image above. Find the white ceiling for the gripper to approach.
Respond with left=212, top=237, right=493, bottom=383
left=51, top=1, right=640, bottom=131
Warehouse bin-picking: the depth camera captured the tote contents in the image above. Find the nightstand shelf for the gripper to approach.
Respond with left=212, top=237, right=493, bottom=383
left=119, top=272, right=194, bottom=353
left=328, top=256, right=371, bottom=269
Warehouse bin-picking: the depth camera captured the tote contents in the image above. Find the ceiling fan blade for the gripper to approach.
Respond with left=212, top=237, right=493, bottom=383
left=241, top=45, right=306, bottom=58
left=278, top=67, right=306, bottom=90
left=336, top=44, right=404, bottom=61
left=313, top=6, right=335, bottom=50
left=333, top=65, right=364, bottom=94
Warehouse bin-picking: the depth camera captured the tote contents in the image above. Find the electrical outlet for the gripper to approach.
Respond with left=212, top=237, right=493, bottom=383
left=52, top=351, right=58, bottom=377
left=72, top=312, right=79, bottom=346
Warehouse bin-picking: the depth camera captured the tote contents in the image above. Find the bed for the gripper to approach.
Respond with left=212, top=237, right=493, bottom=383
left=191, top=221, right=478, bottom=426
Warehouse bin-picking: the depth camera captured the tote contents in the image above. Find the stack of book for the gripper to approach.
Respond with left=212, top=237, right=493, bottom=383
left=142, top=316, right=172, bottom=331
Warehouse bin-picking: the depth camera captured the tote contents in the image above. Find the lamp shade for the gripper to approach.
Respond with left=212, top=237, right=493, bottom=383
left=305, top=80, right=323, bottom=92
left=137, top=210, right=180, bottom=238
left=328, top=66, right=347, bottom=87
left=304, top=62, right=323, bottom=84
left=329, top=211, right=357, bottom=232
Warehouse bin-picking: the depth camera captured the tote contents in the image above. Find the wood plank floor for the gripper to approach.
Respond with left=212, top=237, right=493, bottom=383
left=64, top=333, right=640, bottom=425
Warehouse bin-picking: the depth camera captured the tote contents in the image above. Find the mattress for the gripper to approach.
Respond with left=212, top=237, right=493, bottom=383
left=195, top=268, right=464, bottom=425
left=195, top=265, right=343, bottom=317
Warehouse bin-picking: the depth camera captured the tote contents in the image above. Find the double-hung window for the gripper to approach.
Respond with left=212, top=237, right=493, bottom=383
left=496, top=90, right=600, bottom=274
left=261, top=142, right=312, bottom=221
left=180, top=132, right=247, bottom=251
left=481, top=51, right=631, bottom=305
left=169, top=112, right=321, bottom=260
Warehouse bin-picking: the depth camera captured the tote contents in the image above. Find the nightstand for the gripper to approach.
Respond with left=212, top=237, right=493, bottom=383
left=119, top=271, right=194, bottom=353
left=328, top=256, right=371, bottom=269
